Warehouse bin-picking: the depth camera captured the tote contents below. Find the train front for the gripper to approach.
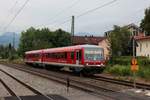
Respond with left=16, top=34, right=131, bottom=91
left=82, top=46, right=106, bottom=74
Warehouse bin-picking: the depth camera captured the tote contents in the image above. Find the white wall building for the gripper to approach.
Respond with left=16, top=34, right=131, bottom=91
left=135, top=36, right=150, bottom=58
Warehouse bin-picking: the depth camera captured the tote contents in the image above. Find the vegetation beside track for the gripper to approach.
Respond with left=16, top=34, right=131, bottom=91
left=104, top=64, right=150, bottom=81
left=0, top=58, right=24, bottom=64
left=0, top=57, right=150, bottom=82
left=104, top=56, right=150, bottom=81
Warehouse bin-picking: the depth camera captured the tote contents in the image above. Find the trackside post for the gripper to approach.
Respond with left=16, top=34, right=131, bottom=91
left=131, top=58, right=139, bottom=89
left=66, top=77, right=70, bottom=92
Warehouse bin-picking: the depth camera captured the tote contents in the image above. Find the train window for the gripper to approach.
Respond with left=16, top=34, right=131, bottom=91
left=45, top=53, right=49, bottom=58
left=34, top=54, right=39, bottom=58
left=45, top=52, right=67, bottom=59
left=84, top=48, right=104, bottom=60
left=76, top=50, right=81, bottom=60
left=71, top=52, right=74, bottom=59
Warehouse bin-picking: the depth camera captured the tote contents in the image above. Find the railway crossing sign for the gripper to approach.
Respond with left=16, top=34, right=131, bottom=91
left=131, top=58, right=139, bottom=72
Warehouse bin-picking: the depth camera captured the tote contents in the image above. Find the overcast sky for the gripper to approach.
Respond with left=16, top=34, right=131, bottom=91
left=0, top=0, right=150, bottom=36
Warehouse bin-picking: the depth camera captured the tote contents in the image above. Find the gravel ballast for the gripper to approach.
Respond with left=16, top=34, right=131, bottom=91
left=0, top=71, right=35, bottom=96
left=0, top=64, right=104, bottom=100
left=0, top=82, right=10, bottom=97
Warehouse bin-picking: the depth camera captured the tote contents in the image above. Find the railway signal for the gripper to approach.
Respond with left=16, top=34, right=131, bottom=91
left=66, top=77, right=70, bottom=92
left=131, top=58, right=139, bottom=89
left=131, top=58, right=139, bottom=72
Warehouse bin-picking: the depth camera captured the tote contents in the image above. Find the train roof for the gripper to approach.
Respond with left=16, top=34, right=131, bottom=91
left=25, top=44, right=102, bottom=54
left=25, top=49, right=43, bottom=54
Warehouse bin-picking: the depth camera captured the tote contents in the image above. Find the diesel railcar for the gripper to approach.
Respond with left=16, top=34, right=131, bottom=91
left=25, top=45, right=106, bottom=74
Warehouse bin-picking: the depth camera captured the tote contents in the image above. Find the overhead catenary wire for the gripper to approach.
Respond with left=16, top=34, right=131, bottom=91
left=76, top=0, right=117, bottom=18
left=57, top=0, right=118, bottom=26
left=3, top=0, right=30, bottom=32
left=9, top=0, right=18, bottom=13
left=36, top=0, right=80, bottom=28
left=0, top=0, right=18, bottom=30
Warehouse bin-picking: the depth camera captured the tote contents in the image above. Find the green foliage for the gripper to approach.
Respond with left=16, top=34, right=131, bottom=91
left=137, top=67, right=150, bottom=80
left=105, top=65, right=131, bottom=76
left=18, top=27, right=71, bottom=56
left=0, top=44, right=17, bottom=60
left=140, top=7, right=150, bottom=36
left=110, top=56, right=150, bottom=66
left=105, top=64, right=150, bottom=80
left=107, top=25, right=131, bottom=57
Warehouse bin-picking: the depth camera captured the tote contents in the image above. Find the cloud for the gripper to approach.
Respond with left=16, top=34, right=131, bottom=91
left=0, top=0, right=150, bottom=35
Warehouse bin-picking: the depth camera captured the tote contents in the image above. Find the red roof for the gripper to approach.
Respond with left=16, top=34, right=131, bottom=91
left=72, top=36, right=105, bottom=45
left=25, top=44, right=101, bottom=54
left=135, top=35, right=150, bottom=41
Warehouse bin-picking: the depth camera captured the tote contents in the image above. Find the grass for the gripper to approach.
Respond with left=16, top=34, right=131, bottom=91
left=0, top=58, right=24, bottom=64
left=104, top=64, right=150, bottom=81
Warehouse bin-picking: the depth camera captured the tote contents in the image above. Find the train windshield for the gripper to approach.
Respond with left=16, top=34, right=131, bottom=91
left=84, top=48, right=104, bottom=61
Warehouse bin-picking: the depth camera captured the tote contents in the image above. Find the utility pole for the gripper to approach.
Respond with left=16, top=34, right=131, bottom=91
left=132, top=32, right=136, bottom=89
left=71, top=16, right=75, bottom=45
left=13, top=32, right=15, bottom=49
left=133, top=36, right=135, bottom=58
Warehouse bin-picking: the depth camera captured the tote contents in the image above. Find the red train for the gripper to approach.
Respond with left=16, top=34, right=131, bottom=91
left=25, top=45, right=106, bottom=74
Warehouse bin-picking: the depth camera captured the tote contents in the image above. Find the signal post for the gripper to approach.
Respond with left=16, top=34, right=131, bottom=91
left=131, top=58, right=139, bottom=88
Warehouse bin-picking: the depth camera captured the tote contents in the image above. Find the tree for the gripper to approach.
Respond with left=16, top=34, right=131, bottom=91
left=53, top=29, right=71, bottom=47
left=0, top=44, right=16, bottom=59
left=108, top=25, right=131, bottom=57
left=140, top=7, right=150, bottom=36
left=18, top=27, right=71, bottom=56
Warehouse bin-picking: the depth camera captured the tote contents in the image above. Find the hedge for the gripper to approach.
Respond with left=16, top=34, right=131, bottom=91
left=109, top=56, right=150, bottom=66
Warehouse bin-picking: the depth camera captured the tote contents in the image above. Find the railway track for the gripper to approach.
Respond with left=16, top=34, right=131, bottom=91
left=93, top=75, right=150, bottom=90
left=0, top=68, right=54, bottom=100
left=14, top=63, right=150, bottom=91
left=1, top=63, right=149, bottom=100
left=0, top=78, right=22, bottom=100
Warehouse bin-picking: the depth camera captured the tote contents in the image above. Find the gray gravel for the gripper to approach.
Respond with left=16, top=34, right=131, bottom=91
left=0, top=71, right=35, bottom=96
left=0, top=64, right=104, bottom=100
left=0, top=82, right=10, bottom=97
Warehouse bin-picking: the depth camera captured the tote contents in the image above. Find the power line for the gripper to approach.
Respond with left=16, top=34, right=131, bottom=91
left=58, top=0, right=118, bottom=26
left=36, top=16, right=71, bottom=28
left=36, top=0, right=80, bottom=28
left=3, top=0, right=30, bottom=32
left=51, top=0, right=80, bottom=20
left=77, top=0, right=117, bottom=18
left=9, top=0, right=18, bottom=13
left=40, top=0, right=118, bottom=29
left=0, top=0, right=18, bottom=30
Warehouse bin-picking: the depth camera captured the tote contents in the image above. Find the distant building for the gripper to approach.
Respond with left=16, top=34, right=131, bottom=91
left=125, top=23, right=143, bottom=36
left=98, top=39, right=110, bottom=59
left=135, top=35, right=150, bottom=58
left=72, top=36, right=109, bottom=59
left=105, top=23, right=143, bottom=37
left=72, top=35, right=105, bottom=45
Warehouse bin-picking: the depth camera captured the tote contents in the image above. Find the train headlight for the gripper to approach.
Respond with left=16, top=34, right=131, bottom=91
left=101, top=63, right=104, bottom=66
left=86, top=63, right=89, bottom=65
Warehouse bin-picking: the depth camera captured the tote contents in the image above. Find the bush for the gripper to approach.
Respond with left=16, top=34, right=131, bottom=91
left=105, top=64, right=150, bottom=80
left=110, top=56, right=150, bottom=66
left=137, top=67, right=150, bottom=80
left=105, top=65, right=131, bottom=76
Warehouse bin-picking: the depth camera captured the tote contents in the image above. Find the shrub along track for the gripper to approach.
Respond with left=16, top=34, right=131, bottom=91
left=0, top=63, right=149, bottom=100
left=92, top=75, right=150, bottom=90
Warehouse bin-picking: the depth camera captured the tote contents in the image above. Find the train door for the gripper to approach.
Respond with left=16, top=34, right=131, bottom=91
left=76, top=50, right=81, bottom=65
